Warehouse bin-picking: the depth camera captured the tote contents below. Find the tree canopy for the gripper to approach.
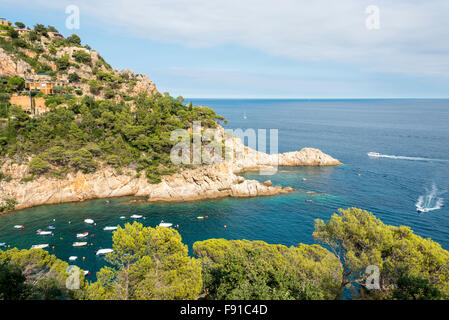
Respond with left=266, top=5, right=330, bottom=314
left=86, top=222, right=202, bottom=300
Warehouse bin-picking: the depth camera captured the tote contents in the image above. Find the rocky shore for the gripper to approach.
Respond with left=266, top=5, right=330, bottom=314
left=0, top=136, right=341, bottom=211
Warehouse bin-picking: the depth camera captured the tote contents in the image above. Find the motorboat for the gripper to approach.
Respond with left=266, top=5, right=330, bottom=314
left=76, top=232, right=89, bottom=238
left=159, top=221, right=173, bottom=228
left=37, top=230, right=52, bottom=235
left=367, top=152, right=382, bottom=157
left=84, top=219, right=94, bottom=224
left=31, top=244, right=49, bottom=249
left=48, top=225, right=56, bottom=230
left=0, top=242, right=6, bottom=247
left=120, top=216, right=127, bottom=219
left=96, top=248, right=113, bottom=256
left=84, top=270, right=90, bottom=275
left=69, top=256, right=78, bottom=261
left=73, top=242, right=88, bottom=247
left=197, top=216, right=204, bottom=219
left=130, top=215, right=142, bottom=219
left=14, top=225, right=24, bottom=229
left=103, top=226, right=118, bottom=231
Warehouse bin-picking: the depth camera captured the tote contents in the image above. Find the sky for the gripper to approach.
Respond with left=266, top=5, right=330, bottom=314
left=2, top=0, right=449, bottom=98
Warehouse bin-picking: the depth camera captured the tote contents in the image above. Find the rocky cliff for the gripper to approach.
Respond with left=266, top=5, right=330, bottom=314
left=0, top=136, right=341, bottom=211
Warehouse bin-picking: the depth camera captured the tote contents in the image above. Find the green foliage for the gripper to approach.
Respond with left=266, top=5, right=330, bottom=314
left=87, top=222, right=202, bottom=300
left=0, top=262, right=27, bottom=300
left=68, top=73, right=81, bottom=83
left=7, top=76, right=25, bottom=92
left=0, top=248, right=87, bottom=300
left=66, top=34, right=81, bottom=46
left=0, top=197, right=17, bottom=213
left=314, top=207, right=449, bottom=299
left=391, top=270, right=443, bottom=300
left=8, top=29, right=19, bottom=39
left=55, top=55, right=70, bottom=71
left=72, top=50, right=91, bottom=64
left=47, top=25, right=58, bottom=33
left=14, top=22, right=26, bottom=29
left=88, top=79, right=102, bottom=94
left=194, top=239, right=342, bottom=300
left=33, top=24, right=48, bottom=35
left=0, top=93, right=224, bottom=181
left=28, top=157, right=49, bottom=175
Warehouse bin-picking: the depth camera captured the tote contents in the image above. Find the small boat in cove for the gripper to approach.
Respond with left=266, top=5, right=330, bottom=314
left=103, top=226, right=118, bottom=231
left=14, top=225, right=24, bottom=229
left=69, top=256, right=78, bottom=261
left=130, top=215, right=142, bottom=219
left=84, top=219, right=94, bottom=224
left=37, top=230, right=52, bottom=235
left=48, top=226, right=56, bottom=230
left=96, top=248, right=113, bottom=256
left=0, top=242, right=6, bottom=247
left=73, top=242, right=88, bottom=247
left=159, top=221, right=173, bottom=228
left=76, top=232, right=88, bottom=238
left=31, top=244, right=49, bottom=249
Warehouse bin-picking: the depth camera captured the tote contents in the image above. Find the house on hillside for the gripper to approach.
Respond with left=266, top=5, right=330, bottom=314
left=0, top=18, right=12, bottom=26
left=14, top=28, right=30, bottom=35
left=48, top=31, right=64, bottom=39
left=25, top=74, right=69, bottom=95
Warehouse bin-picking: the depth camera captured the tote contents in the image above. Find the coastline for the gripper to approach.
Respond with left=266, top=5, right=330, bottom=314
left=0, top=136, right=341, bottom=213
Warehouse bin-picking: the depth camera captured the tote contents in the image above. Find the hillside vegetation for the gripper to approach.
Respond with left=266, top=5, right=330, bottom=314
left=0, top=22, right=225, bottom=185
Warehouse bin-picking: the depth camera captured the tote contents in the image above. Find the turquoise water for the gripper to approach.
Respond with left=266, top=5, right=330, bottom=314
left=1, top=99, right=449, bottom=279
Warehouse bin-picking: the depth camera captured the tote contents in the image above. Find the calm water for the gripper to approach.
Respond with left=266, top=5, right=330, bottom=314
left=1, top=99, right=449, bottom=279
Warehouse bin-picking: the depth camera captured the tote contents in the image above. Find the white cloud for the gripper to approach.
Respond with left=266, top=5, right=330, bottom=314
left=10, top=0, right=449, bottom=77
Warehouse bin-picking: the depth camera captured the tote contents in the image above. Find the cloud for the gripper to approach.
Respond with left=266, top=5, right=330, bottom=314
left=8, top=0, right=449, bottom=77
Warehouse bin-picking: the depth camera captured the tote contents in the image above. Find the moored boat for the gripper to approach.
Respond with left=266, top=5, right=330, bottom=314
left=84, top=219, right=94, bottom=224
left=103, top=226, right=118, bottom=231
left=159, top=221, right=173, bottom=228
left=76, top=232, right=89, bottom=238
left=96, top=248, right=113, bottom=256
left=31, top=244, right=49, bottom=249
left=73, top=242, right=88, bottom=247
left=37, top=230, right=52, bottom=235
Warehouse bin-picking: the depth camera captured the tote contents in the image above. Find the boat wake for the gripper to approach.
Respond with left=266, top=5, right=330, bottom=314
left=368, top=152, right=449, bottom=162
left=416, top=184, right=444, bottom=213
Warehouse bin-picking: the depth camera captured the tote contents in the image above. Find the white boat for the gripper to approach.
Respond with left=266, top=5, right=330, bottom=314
left=159, top=221, right=173, bottom=228
left=84, top=270, right=90, bottom=275
left=130, top=215, right=142, bottom=219
left=14, top=225, right=24, bottom=229
left=103, top=226, right=118, bottom=231
left=96, top=248, right=113, bottom=256
left=367, top=152, right=382, bottom=157
left=31, top=244, right=49, bottom=249
left=120, top=216, right=127, bottom=219
left=69, top=256, right=78, bottom=261
left=37, top=230, right=52, bottom=235
left=197, top=216, right=204, bottom=219
left=84, top=219, right=94, bottom=224
left=73, top=242, right=88, bottom=247
left=0, top=242, right=6, bottom=247
left=76, top=232, right=89, bottom=238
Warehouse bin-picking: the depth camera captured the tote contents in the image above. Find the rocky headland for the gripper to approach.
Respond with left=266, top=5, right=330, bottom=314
left=0, top=135, right=341, bottom=211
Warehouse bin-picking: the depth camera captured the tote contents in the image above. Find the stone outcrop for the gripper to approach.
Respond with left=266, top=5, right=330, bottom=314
left=0, top=137, right=341, bottom=211
left=0, top=48, right=33, bottom=77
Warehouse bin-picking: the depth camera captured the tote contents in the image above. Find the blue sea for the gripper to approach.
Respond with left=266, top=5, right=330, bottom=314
left=1, top=99, right=449, bottom=279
